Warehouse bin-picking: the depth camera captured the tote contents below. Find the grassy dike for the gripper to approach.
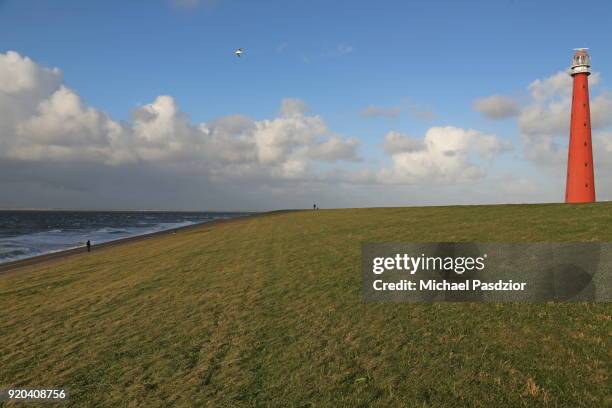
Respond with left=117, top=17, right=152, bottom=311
left=1, top=204, right=611, bottom=407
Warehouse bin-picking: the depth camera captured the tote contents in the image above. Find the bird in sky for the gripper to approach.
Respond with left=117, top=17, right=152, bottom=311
left=235, top=48, right=243, bottom=58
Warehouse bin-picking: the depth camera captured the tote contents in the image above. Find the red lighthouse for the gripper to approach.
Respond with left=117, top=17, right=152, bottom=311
left=565, top=49, right=596, bottom=203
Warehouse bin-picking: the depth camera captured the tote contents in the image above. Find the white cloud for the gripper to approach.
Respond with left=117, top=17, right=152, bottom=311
left=526, top=71, right=600, bottom=102
left=591, top=93, right=612, bottom=129
left=307, top=135, right=360, bottom=162
left=130, top=95, right=204, bottom=162
left=383, top=131, right=423, bottom=154
left=378, top=127, right=510, bottom=184
left=12, top=85, right=127, bottom=164
left=492, top=70, right=612, bottom=202
left=4, top=50, right=609, bottom=208
left=17, top=86, right=117, bottom=147
left=0, top=51, right=360, bottom=187
left=0, top=51, right=64, bottom=154
left=253, top=116, right=324, bottom=164
left=0, top=51, right=61, bottom=95
left=528, top=71, right=571, bottom=101
left=517, top=71, right=612, bottom=167
left=594, top=132, right=612, bottom=166
left=474, top=95, right=519, bottom=119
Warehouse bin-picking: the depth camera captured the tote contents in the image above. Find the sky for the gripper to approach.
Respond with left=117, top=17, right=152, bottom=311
left=1, top=0, right=612, bottom=210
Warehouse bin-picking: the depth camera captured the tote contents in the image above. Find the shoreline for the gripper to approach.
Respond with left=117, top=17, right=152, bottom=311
left=0, top=211, right=293, bottom=276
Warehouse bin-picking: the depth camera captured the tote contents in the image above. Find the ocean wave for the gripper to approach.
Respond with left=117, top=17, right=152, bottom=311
left=0, top=214, right=234, bottom=264
left=95, top=227, right=130, bottom=234
left=0, top=246, right=39, bottom=262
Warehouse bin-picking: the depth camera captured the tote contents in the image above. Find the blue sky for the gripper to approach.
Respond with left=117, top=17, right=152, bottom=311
left=4, top=0, right=610, bottom=124
left=1, top=0, right=612, bottom=209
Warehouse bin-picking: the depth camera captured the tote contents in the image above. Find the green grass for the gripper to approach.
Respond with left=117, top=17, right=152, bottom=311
left=1, top=203, right=611, bottom=407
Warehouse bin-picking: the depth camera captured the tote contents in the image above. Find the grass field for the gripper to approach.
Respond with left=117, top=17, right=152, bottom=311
left=1, top=203, right=611, bottom=407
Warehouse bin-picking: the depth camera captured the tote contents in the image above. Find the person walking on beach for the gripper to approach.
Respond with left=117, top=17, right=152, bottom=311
left=313, top=204, right=316, bottom=210
left=86, top=240, right=91, bottom=253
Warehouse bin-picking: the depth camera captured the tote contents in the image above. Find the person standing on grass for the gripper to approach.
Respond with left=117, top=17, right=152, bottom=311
left=86, top=240, right=91, bottom=252
left=313, top=203, right=316, bottom=210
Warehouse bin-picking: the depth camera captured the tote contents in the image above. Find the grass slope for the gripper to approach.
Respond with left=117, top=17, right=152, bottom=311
left=1, top=203, right=611, bottom=407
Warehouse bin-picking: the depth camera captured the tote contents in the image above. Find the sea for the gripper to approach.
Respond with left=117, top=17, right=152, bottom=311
left=0, top=210, right=249, bottom=264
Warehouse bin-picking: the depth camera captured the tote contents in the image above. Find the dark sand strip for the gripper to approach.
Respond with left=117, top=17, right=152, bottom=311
left=0, top=210, right=296, bottom=275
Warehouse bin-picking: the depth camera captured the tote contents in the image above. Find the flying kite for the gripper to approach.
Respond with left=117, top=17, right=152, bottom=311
left=235, top=48, right=243, bottom=58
